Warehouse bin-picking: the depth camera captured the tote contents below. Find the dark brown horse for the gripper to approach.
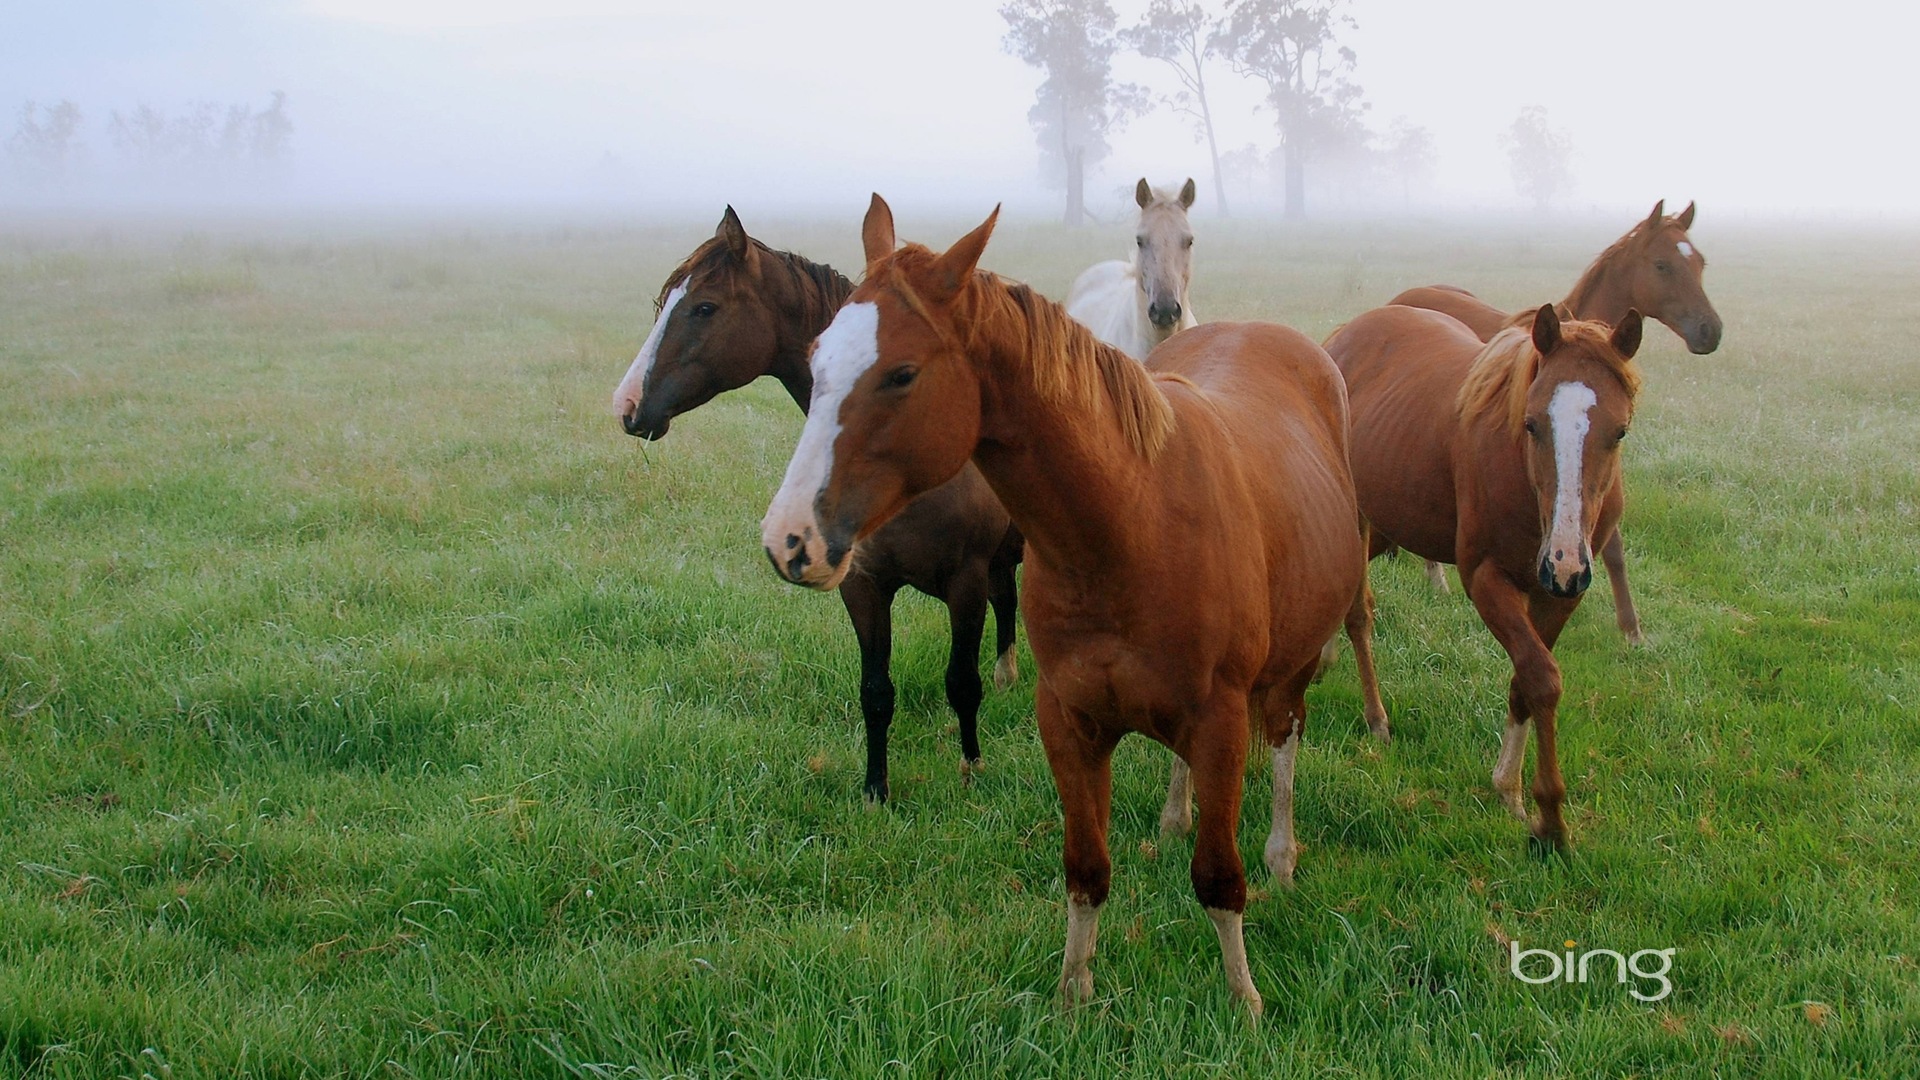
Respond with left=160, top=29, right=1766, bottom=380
left=1326, top=303, right=1643, bottom=852
left=611, top=207, right=1023, bottom=803
left=1389, top=200, right=1720, bottom=639
left=761, top=196, right=1364, bottom=1018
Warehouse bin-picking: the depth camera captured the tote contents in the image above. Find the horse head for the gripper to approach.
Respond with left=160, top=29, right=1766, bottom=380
left=1135, top=177, right=1196, bottom=332
left=613, top=206, right=789, bottom=439
left=760, top=196, right=994, bottom=590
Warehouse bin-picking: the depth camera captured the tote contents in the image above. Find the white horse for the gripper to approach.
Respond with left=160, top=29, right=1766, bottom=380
left=1065, top=178, right=1199, bottom=360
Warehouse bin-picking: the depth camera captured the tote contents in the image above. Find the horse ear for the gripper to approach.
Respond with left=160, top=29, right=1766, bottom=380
left=1644, top=199, right=1666, bottom=230
left=1530, top=303, right=1561, bottom=356
left=1611, top=310, right=1644, bottom=360
left=928, top=205, right=999, bottom=303
left=862, top=193, right=897, bottom=268
left=1135, top=178, right=1153, bottom=209
left=1178, top=178, right=1197, bottom=209
left=718, top=205, right=750, bottom=260
left=1676, top=201, right=1696, bottom=230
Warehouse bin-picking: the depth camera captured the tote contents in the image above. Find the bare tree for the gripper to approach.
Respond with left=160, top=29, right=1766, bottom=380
left=109, top=93, right=293, bottom=192
left=1502, top=106, right=1572, bottom=212
left=1217, top=0, right=1367, bottom=220
left=1381, top=117, right=1436, bottom=205
left=1122, top=0, right=1230, bottom=217
left=1001, top=0, right=1149, bottom=226
left=6, top=100, right=84, bottom=187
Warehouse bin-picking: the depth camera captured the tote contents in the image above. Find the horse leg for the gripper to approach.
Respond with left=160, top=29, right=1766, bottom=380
left=1346, top=571, right=1391, bottom=742
left=1186, top=699, right=1261, bottom=1020
left=1600, top=527, right=1642, bottom=645
left=1256, top=675, right=1313, bottom=886
left=839, top=572, right=898, bottom=805
left=1424, top=560, right=1451, bottom=594
left=1491, top=677, right=1530, bottom=820
left=1159, top=757, right=1193, bottom=839
left=1464, top=567, right=1576, bottom=851
left=987, top=555, right=1021, bottom=691
left=1035, top=684, right=1116, bottom=1006
left=943, top=564, right=988, bottom=779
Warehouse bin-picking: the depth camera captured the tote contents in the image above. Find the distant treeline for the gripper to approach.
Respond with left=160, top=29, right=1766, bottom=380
left=4, top=92, right=293, bottom=200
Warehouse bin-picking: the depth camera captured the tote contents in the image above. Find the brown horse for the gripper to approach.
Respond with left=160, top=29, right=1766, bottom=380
left=1389, top=199, right=1721, bottom=639
left=761, top=196, right=1364, bottom=1018
left=1326, top=303, right=1643, bottom=852
left=611, top=207, right=1023, bottom=803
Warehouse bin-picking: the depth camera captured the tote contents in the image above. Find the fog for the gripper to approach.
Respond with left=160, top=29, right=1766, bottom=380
left=4, top=0, right=1915, bottom=221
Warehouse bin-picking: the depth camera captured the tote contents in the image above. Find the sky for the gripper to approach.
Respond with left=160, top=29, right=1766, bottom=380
left=1, top=0, right=1914, bottom=218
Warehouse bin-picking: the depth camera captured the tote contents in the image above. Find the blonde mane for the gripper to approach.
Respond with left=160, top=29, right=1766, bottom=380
left=877, top=246, right=1176, bottom=460
left=1456, top=320, right=1643, bottom=435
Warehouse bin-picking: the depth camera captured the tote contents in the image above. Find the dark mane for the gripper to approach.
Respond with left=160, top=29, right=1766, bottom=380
left=656, top=238, right=853, bottom=328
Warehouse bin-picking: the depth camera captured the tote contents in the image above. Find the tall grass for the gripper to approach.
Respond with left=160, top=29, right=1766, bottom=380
left=0, top=212, right=1915, bottom=1077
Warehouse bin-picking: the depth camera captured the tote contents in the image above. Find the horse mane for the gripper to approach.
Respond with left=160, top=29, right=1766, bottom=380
left=1561, top=213, right=1678, bottom=313
left=656, top=236, right=854, bottom=329
left=875, top=244, right=1176, bottom=460
left=1456, top=320, right=1642, bottom=436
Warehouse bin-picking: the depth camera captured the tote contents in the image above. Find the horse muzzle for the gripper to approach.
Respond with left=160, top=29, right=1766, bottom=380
left=1685, top=317, right=1723, bottom=355
left=1538, top=547, right=1593, bottom=599
left=1147, top=298, right=1182, bottom=329
left=761, top=517, right=852, bottom=591
left=620, top=406, right=672, bottom=440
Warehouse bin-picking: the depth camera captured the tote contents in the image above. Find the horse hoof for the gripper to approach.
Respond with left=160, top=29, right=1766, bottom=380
left=1159, top=811, right=1193, bottom=840
left=1264, top=843, right=1298, bottom=887
left=1367, top=716, right=1392, bottom=743
left=1527, top=829, right=1569, bottom=859
left=992, top=651, right=1019, bottom=691
left=1240, top=990, right=1265, bottom=1026
left=1622, top=624, right=1645, bottom=646
left=1059, top=969, right=1094, bottom=1007
left=863, top=786, right=888, bottom=808
left=960, top=757, right=983, bottom=783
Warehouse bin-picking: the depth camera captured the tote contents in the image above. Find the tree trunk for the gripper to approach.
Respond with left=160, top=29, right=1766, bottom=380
left=1196, top=71, right=1229, bottom=218
left=1065, top=146, right=1086, bottom=227
left=1282, top=138, right=1306, bottom=221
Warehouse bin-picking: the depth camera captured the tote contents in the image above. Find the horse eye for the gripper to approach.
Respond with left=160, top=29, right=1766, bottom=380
left=1653, top=260, right=1672, bottom=274
left=1135, top=236, right=1146, bottom=247
left=882, top=366, right=918, bottom=390
left=1523, top=418, right=1539, bottom=436
left=690, top=301, right=718, bottom=318
left=1183, top=237, right=1194, bottom=248
left=1617, top=426, right=1630, bottom=441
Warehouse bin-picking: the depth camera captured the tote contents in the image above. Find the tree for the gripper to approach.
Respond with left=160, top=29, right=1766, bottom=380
left=6, top=100, right=84, bottom=187
left=1381, top=117, right=1436, bottom=205
left=1502, top=106, right=1572, bottom=212
left=1001, top=0, right=1149, bottom=226
left=1217, top=0, right=1367, bottom=220
left=109, top=93, right=292, bottom=192
left=1122, top=1, right=1230, bottom=217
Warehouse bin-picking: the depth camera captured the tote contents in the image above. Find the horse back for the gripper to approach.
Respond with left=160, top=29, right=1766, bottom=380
left=1065, top=260, right=1146, bottom=359
left=1324, top=305, right=1486, bottom=565
left=1388, top=286, right=1509, bottom=341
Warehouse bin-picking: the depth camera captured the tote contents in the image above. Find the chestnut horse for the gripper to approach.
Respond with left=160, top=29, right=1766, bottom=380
left=1326, top=303, right=1643, bottom=852
left=1065, top=178, right=1199, bottom=359
left=1389, top=200, right=1721, bottom=637
left=762, top=196, right=1364, bottom=1018
left=611, top=207, right=1023, bottom=803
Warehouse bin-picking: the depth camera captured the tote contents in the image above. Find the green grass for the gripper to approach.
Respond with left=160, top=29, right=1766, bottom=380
left=1, top=210, right=1917, bottom=1078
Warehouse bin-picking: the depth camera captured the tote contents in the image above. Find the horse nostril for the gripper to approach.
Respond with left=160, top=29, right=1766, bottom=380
left=785, top=534, right=800, bottom=550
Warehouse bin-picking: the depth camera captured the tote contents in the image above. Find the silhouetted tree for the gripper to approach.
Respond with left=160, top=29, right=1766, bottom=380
left=6, top=100, right=85, bottom=187
left=1382, top=117, right=1436, bottom=205
left=1122, top=0, right=1230, bottom=216
left=109, top=93, right=292, bottom=191
left=1502, top=106, right=1572, bottom=212
left=1001, top=0, right=1149, bottom=226
left=1217, top=0, right=1367, bottom=220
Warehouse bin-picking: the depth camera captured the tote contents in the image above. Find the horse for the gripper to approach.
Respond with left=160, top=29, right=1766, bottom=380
left=1065, top=178, right=1199, bottom=359
left=1325, top=302, right=1644, bottom=852
left=761, top=196, right=1365, bottom=1019
left=1388, top=200, right=1721, bottom=638
left=611, top=206, right=1024, bottom=804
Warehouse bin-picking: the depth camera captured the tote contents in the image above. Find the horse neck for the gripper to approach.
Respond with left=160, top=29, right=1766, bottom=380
left=962, top=282, right=1166, bottom=572
left=1560, top=243, right=1636, bottom=325
left=764, top=250, right=856, bottom=412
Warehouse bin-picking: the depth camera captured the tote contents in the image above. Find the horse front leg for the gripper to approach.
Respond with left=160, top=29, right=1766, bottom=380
left=1345, top=573, right=1391, bottom=742
left=839, top=572, right=898, bottom=804
left=1464, top=566, right=1576, bottom=851
left=986, top=550, right=1021, bottom=690
left=1035, top=684, right=1117, bottom=1007
left=1599, top=527, right=1641, bottom=644
left=1185, top=696, right=1262, bottom=1021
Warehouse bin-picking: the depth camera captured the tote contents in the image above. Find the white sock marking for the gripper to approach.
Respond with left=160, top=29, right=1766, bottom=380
left=1265, top=733, right=1300, bottom=883
left=612, top=283, right=686, bottom=418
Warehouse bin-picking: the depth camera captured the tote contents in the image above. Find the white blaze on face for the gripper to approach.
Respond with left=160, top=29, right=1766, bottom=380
left=1676, top=240, right=1695, bottom=259
left=612, top=283, right=686, bottom=419
left=760, top=302, right=881, bottom=584
left=1546, top=381, right=1598, bottom=562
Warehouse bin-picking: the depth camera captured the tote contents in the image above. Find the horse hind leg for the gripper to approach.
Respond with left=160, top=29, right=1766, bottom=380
left=1256, top=677, right=1312, bottom=887
left=943, top=565, right=989, bottom=780
left=987, top=553, right=1021, bottom=690
left=1425, top=560, right=1451, bottom=594
left=1159, top=757, right=1193, bottom=838
left=1346, top=576, right=1391, bottom=741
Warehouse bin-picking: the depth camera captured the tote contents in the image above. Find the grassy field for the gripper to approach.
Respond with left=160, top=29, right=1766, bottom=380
left=1, top=207, right=1917, bottom=1078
